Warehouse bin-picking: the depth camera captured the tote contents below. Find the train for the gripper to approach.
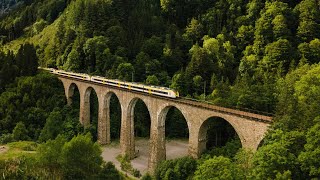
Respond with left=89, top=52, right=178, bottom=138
left=39, top=67, right=179, bottom=98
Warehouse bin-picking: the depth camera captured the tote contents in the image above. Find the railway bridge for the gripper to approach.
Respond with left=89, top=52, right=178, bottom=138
left=56, top=74, right=272, bottom=172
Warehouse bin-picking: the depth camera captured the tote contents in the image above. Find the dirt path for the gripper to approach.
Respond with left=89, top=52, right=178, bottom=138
left=0, top=145, right=8, bottom=154
left=101, top=139, right=188, bottom=176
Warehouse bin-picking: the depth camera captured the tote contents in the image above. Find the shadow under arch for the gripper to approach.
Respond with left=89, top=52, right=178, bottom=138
left=126, top=97, right=151, bottom=157
left=83, top=86, right=99, bottom=141
left=158, top=105, right=190, bottom=160
left=198, top=117, right=241, bottom=156
left=104, top=91, right=122, bottom=142
left=67, top=83, right=80, bottom=107
left=257, top=136, right=266, bottom=149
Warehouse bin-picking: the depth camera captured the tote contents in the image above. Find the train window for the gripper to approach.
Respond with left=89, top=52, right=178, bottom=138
left=107, top=81, right=117, bottom=85
left=152, top=89, right=168, bottom=94
left=133, top=86, right=145, bottom=90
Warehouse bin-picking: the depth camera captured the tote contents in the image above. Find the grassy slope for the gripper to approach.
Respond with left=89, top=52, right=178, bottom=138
left=0, top=141, right=37, bottom=160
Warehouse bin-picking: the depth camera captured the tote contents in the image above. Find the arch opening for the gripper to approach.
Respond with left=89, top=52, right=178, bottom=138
left=133, top=99, right=151, bottom=138
left=87, top=87, right=98, bottom=141
left=160, top=106, right=189, bottom=160
left=127, top=98, right=151, bottom=174
left=62, top=83, right=83, bottom=139
left=107, top=93, right=122, bottom=140
left=127, top=98, right=151, bottom=155
left=199, top=117, right=241, bottom=157
left=257, top=137, right=266, bottom=149
left=68, top=83, right=80, bottom=109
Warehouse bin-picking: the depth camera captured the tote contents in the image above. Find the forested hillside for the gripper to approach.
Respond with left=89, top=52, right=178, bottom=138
left=0, top=0, right=26, bottom=16
left=0, top=0, right=320, bottom=179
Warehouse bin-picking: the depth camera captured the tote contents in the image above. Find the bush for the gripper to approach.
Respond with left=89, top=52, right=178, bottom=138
left=60, top=133, right=103, bottom=179
left=118, top=154, right=132, bottom=172
left=155, top=157, right=197, bottom=180
left=194, top=156, right=242, bottom=180
left=173, top=157, right=197, bottom=179
left=96, top=162, right=121, bottom=180
left=12, top=122, right=29, bottom=141
left=155, top=159, right=175, bottom=180
left=37, top=133, right=103, bottom=179
left=0, top=133, right=14, bottom=144
left=0, top=155, right=38, bottom=179
left=141, top=173, right=153, bottom=180
left=133, top=168, right=141, bottom=178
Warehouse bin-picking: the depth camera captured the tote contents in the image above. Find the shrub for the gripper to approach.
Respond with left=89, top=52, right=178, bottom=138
left=0, top=133, right=14, bottom=144
left=96, top=162, right=121, bottom=180
left=12, top=122, right=29, bottom=141
left=155, top=157, right=197, bottom=180
left=133, top=168, right=141, bottom=177
left=141, top=173, right=153, bottom=180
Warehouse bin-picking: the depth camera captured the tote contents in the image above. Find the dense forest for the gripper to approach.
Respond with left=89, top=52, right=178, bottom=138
left=0, top=0, right=320, bottom=179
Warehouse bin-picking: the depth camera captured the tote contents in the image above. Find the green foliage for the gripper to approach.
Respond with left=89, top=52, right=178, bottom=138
left=165, top=107, right=189, bottom=138
left=117, top=154, right=141, bottom=177
left=184, top=18, right=203, bottom=43
left=194, top=156, right=243, bottom=180
left=37, top=133, right=104, bottom=179
left=12, top=121, right=29, bottom=141
left=0, top=72, right=66, bottom=139
left=0, top=155, right=38, bottom=179
left=275, top=63, right=320, bottom=131
left=60, top=133, right=102, bottom=179
left=0, top=133, right=14, bottom=144
left=96, top=162, right=122, bottom=180
left=37, top=135, right=67, bottom=176
left=2, top=0, right=320, bottom=179
left=155, top=157, right=196, bottom=180
left=141, top=173, right=153, bottom=180
left=38, top=109, right=64, bottom=142
left=16, top=43, right=38, bottom=76
left=118, top=154, right=132, bottom=172
left=234, top=149, right=254, bottom=178
left=116, top=62, right=134, bottom=81
left=298, top=117, right=320, bottom=178
left=134, top=99, right=151, bottom=138
left=202, top=138, right=241, bottom=160
left=83, top=36, right=109, bottom=74
left=146, top=75, right=160, bottom=85
left=251, top=130, right=307, bottom=179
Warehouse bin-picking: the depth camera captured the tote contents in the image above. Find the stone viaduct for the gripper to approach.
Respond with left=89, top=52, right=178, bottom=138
left=57, top=75, right=272, bottom=173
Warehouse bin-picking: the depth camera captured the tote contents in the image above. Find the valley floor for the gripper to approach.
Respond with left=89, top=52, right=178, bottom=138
left=101, top=139, right=188, bottom=175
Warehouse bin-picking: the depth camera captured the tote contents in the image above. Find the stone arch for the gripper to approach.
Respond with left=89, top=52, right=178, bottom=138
left=158, top=105, right=190, bottom=160
left=80, top=86, right=99, bottom=127
left=125, top=97, right=152, bottom=158
left=158, top=105, right=191, bottom=130
left=99, top=91, right=122, bottom=144
left=198, top=116, right=243, bottom=155
left=257, top=136, right=266, bottom=149
left=66, top=83, right=79, bottom=105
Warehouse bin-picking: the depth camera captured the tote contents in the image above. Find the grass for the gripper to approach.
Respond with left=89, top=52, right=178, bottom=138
left=0, top=141, right=37, bottom=161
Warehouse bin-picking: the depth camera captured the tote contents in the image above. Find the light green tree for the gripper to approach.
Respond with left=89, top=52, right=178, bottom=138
left=116, top=63, right=134, bottom=81
left=146, top=75, right=159, bottom=85
left=60, top=133, right=103, bottom=179
left=12, top=122, right=29, bottom=141
left=298, top=117, right=320, bottom=178
left=183, top=18, right=203, bottom=43
left=194, top=156, right=242, bottom=180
